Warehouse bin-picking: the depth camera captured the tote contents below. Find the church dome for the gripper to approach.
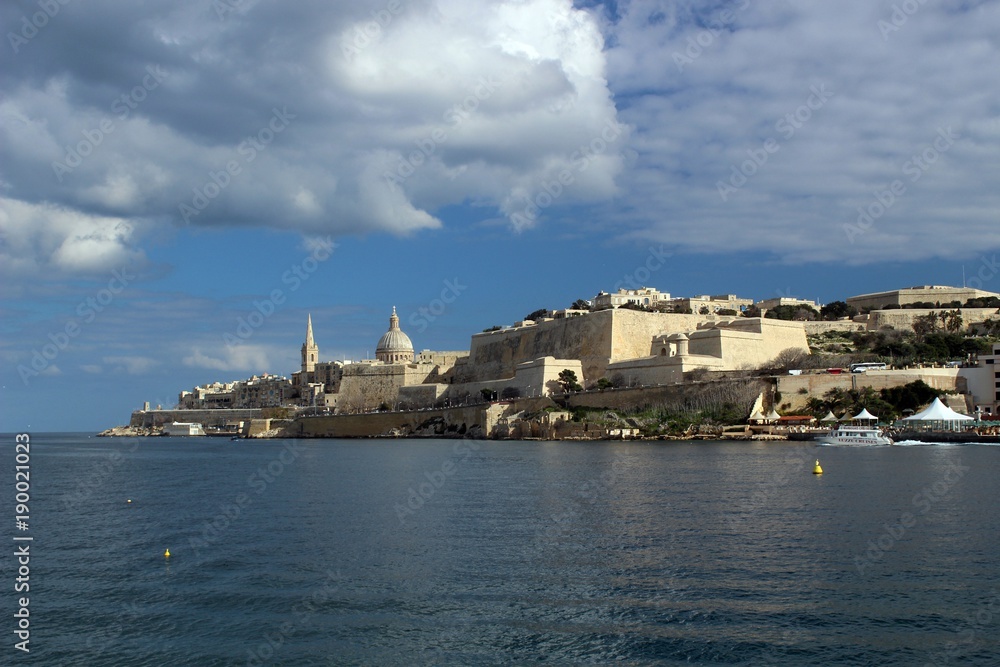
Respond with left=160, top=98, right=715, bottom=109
left=376, top=307, right=414, bottom=363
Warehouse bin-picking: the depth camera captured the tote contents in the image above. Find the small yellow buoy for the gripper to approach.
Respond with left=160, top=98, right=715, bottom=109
left=164, top=549, right=171, bottom=558
left=812, top=459, right=823, bottom=475
left=127, top=499, right=132, bottom=504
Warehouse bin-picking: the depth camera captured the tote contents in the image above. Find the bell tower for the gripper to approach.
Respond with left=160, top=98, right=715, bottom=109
left=301, top=314, right=318, bottom=375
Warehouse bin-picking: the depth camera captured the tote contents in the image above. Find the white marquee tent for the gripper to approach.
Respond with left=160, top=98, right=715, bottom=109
left=852, top=408, right=879, bottom=422
left=900, top=397, right=974, bottom=431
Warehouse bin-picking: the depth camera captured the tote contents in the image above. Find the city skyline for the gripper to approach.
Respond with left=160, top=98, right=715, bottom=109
left=3, top=1, right=1000, bottom=430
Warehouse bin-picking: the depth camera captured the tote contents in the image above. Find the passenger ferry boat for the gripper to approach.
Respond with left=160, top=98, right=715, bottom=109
left=817, top=424, right=893, bottom=446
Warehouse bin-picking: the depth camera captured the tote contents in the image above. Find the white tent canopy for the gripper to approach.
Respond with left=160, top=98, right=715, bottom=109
left=765, top=409, right=781, bottom=421
left=852, top=408, right=878, bottom=421
left=820, top=411, right=838, bottom=422
left=901, top=397, right=974, bottom=425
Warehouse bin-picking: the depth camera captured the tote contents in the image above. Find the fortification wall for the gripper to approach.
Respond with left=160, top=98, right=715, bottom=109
left=130, top=408, right=262, bottom=428
left=803, top=320, right=866, bottom=334
left=337, top=364, right=439, bottom=411
left=460, top=309, right=721, bottom=385
left=776, top=369, right=964, bottom=411
left=564, top=379, right=766, bottom=413
left=867, top=307, right=998, bottom=331
left=293, top=404, right=495, bottom=438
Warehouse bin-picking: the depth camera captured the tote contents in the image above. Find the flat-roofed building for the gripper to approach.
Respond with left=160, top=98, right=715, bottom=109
left=593, top=287, right=670, bottom=310
left=671, top=294, right=753, bottom=314
left=847, top=285, right=1000, bottom=311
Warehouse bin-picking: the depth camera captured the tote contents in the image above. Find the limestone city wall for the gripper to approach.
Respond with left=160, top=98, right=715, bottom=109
left=776, top=368, right=964, bottom=411
left=130, top=408, right=263, bottom=428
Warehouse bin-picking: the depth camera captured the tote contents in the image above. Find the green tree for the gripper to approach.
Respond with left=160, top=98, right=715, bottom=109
left=596, top=377, right=612, bottom=391
left=912, top=312, right=939, bottom=339
left=480, top=388, right=497, bottom=401
left=570, top=299, right=591, bottom=310
left=557, top=369, right=583, bottom=392
left=943, top=309, right=963, bottom=333
left=524, top=308, right=548, bottom=321
left=820, top=300, right=857, bottom=320
left=766, top=304, right=819, bottom=321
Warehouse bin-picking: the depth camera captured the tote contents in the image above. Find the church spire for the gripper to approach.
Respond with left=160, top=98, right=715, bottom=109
left=389, top=306, right=399, bottom=330
left=301, top=313, right=318, bottom=374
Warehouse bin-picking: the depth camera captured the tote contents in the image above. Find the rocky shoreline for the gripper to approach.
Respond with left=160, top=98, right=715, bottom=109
left=97, top=425, right=162, bottom=437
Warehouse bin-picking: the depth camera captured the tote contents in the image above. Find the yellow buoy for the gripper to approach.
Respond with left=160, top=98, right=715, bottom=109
left=127, top=499, right=132, bottom=504
left=812, top=459, right=823, bottom=475
left=164, top=549, right=171, bottom=558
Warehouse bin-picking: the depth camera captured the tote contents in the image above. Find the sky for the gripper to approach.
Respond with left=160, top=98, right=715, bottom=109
left=2, top=0, right=1000, bottom=431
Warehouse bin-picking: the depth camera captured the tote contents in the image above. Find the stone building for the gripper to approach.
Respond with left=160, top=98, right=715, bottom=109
left=604, top=318, right=809, bottom=386
left=846, top=285, right=1000, bottom=311
left=755, top=297, right=820, bottom=314
left=376, top=307, right=415, bottom=363
left=959, top=342, right=1000, bottom=414
left=670, top=294, right=754, bottom=314
left=593, top=287, right=671, bottom=310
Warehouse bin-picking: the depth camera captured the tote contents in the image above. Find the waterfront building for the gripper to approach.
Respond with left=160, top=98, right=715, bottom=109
left=232, top=374, right=292, bottom=408
left=959, top=343, right=1000, bottom=414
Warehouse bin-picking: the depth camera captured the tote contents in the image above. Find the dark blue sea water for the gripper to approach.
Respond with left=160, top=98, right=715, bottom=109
left=3, top=433, right=999, bottom=666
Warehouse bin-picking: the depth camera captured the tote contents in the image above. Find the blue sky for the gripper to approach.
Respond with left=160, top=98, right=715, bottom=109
left=2, top=0, right=1000, bottom=431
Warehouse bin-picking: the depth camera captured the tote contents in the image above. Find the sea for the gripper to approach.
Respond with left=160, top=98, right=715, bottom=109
left=3, top=433, right=999, bottom=666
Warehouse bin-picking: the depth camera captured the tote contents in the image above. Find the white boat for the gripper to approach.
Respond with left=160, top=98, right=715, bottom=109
left=817, top=424, right=893, bottom=446
left=162, top=421, right=206, bottom=436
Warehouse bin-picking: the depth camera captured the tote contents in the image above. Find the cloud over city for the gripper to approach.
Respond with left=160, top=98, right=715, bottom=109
left=1, top=0, right=622, bottom=277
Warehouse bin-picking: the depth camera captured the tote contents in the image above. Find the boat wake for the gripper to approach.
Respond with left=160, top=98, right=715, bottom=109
left=892, top=439, right=998, bottom=446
